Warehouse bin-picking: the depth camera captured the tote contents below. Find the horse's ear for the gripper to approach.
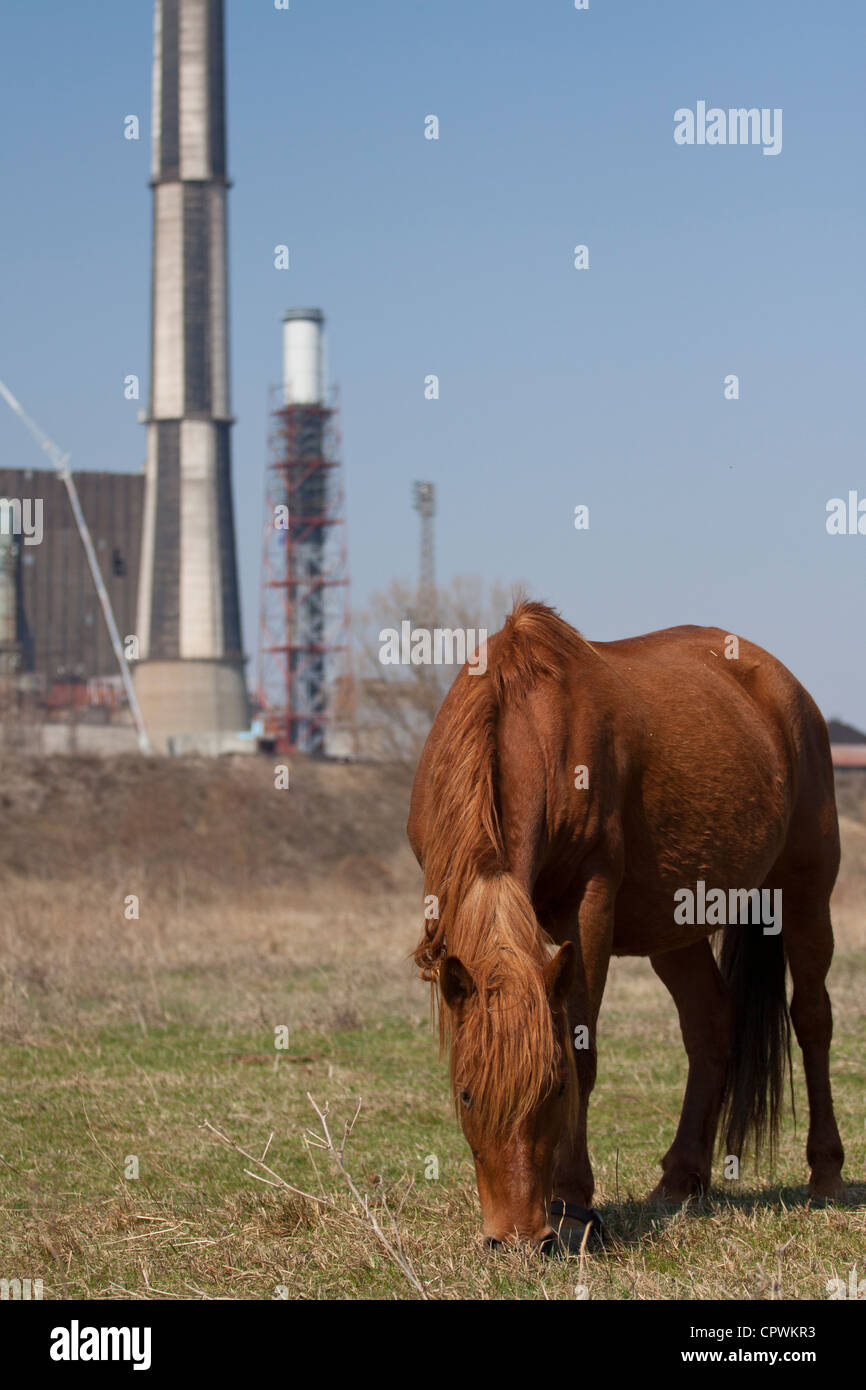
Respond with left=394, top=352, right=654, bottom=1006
left=441, top=955, right=477, bottom=1015
left=543, top=942, right=576, bottom=1009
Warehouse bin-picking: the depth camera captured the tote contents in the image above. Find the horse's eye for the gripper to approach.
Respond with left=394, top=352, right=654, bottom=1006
left=461, top=1089, right=471, bottom=1106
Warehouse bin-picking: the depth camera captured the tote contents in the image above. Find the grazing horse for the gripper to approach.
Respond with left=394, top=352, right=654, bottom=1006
left=407, top=600, right=845, bottom=1250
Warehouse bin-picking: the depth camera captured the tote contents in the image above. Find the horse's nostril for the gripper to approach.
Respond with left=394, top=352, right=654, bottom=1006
left=483, top=1236, right=503, bottom=1251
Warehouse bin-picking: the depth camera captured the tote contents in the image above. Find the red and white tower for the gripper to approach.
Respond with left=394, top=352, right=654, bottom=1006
left=257, top=310, right=354, bottom=755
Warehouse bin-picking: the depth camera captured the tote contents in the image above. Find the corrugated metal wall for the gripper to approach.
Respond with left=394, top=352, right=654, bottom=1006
left=0, top=469, right=143, bottom=683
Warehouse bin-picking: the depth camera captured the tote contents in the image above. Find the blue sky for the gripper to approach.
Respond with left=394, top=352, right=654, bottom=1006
left=1, top=1, right=864, bottom=721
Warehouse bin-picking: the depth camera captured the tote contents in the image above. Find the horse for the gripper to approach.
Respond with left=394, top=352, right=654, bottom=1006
left=407, top=600, right=845, bottom=1251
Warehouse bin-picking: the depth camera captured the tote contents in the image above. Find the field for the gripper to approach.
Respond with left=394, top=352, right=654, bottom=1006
left=1, top=756, right=864, bottom=1300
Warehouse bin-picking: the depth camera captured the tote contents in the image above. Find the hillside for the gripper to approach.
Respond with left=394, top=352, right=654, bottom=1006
left=0, top=755, right=417, bottom=898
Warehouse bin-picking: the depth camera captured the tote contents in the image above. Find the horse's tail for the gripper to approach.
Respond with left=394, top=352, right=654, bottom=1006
left=718, top=920, right=793, bottom=1163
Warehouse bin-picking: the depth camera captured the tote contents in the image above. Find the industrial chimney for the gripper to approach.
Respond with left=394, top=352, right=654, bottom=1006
left=282, top=310, right=326, bottom=753
left=282, top=309, right=326, bottom=408
left=257, top=310, right=354, bottom=756
left=134, top=0, right=248, bottom=752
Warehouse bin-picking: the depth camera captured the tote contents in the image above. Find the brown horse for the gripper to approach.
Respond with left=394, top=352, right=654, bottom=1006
left=407, top=600, right=845, bottom=1250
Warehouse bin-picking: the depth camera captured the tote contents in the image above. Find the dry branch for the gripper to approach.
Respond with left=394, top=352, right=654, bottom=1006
left=202, top=1102, right=429, bottom=1299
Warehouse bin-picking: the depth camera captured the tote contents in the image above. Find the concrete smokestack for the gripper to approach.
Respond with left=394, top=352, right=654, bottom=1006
left=135, top=0, right=248, bottom=751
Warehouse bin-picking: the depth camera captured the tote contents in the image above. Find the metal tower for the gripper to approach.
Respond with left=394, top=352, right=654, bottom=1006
left=413, top=481, right=436, bottom=623
left=134, top=0, right=248, bottom=751
left=257, top=310, right=354, bottom=756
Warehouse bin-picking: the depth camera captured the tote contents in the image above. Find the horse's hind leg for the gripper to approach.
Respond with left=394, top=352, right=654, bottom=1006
left=647, top=939, right=733, bottom=1202
left=783, top=896, right=845, bottom=1199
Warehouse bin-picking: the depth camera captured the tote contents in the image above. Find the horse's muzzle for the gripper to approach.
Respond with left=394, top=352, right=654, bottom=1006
left=483, top=1229, right=563, bottom=1257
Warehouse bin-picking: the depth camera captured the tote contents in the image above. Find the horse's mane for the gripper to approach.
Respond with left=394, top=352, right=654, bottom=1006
left=414, top=599, right=589, bottom=976
left=413, top=599, right=589, bottom=1137
left=443, top=873, right=578, bottom=1138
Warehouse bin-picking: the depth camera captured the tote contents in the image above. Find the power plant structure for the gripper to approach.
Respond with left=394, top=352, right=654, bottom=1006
left=0, top=465, right=143, bottom=682
left=133, top=0, right=248, bottom=752
left=257, top=310, right=354, bottom=756
left=0, top=1, right=359, bottom=758
left=0, top=467, right=145, bottom=748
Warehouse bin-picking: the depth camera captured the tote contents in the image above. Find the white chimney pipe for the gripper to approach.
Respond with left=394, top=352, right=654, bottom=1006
left=282, top=308, right=325, bottom=406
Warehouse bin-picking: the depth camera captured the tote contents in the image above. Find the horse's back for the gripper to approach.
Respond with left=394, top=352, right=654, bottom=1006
left=591, top=624, right=838, bottom=948
left=596, top=624, right=828, bottom=770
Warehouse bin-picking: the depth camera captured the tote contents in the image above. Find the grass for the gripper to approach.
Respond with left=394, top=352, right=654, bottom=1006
left=0, top=757, right=864, bottom=1299
left=1, top=914, right=864, bottom=1299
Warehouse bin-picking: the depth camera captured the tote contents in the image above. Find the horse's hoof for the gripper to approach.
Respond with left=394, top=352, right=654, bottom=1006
left=808, top=1177, right=846, bottom=1202
left=646, top=1183, right=691, bottom=1204
left=646, top=1173, right=705, bottom=1204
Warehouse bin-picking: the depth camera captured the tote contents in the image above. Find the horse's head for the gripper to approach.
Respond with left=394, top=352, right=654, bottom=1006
left=440, top=939, right=577, bottom=1251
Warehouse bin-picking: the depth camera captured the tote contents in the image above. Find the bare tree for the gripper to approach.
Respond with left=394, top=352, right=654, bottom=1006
left=353, top=575, right=520, bottom=764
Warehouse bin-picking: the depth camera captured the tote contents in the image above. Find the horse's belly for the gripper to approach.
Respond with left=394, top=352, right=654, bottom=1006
left=611, top=760, right=791, bottom=956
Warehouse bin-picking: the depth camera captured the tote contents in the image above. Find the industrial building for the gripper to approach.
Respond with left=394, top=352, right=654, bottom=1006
left=0, top=467, right=143, bottom=715
left=0, top=2, right=354, bottom=757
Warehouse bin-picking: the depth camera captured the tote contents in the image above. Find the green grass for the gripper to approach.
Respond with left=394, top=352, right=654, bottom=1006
left=2, top=756, right=865, bottom=1299
left=2, top=980, right=864, bottom=1300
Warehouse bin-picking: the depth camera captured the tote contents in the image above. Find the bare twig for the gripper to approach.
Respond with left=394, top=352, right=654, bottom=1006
left=202, top=1111, right=429, bottom=1299
left=305, top=1093, right=428, bottom=1299
left=578, top=1213, right=593, bottom=1289
left=202, top=1121, right=348, bottom=1217
left=302, top=1130, right=327, bottom=1196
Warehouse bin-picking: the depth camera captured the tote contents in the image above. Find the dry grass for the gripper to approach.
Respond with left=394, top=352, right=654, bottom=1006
left=0, top=756, right=863, bottom=1299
